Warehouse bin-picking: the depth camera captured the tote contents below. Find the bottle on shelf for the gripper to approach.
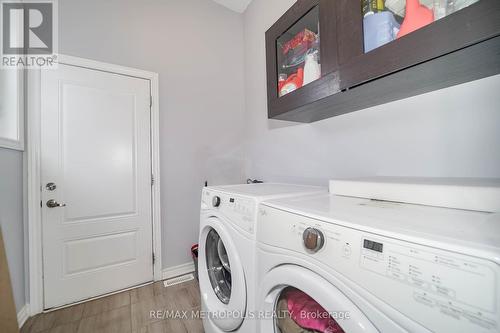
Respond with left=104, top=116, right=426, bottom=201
left=303, top=50, right=321, bottom=86
left=397, top=0, right=434, bottom=38
left=433, top=0, right=447, bottom=19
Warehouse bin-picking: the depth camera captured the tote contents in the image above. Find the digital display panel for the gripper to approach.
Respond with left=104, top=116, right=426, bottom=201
left=364, top=239, right=383, bottom=253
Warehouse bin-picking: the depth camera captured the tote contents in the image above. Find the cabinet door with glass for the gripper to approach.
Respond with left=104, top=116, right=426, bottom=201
left=362, top=0, right=481, bottom=53
left=339, top=0, right=499, bottom=89
left=266, top=0, right=340, bottom=120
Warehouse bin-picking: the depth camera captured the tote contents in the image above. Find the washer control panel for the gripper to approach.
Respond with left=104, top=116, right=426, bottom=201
left=360, top=237, right=496, bottom=318
left=258, top=205, right=500, bottom=333
left=202, top=189, right=256, bottom=234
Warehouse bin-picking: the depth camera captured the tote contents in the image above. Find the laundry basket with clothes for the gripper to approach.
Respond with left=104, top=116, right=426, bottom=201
left=276, top=288, right=345, bottom=333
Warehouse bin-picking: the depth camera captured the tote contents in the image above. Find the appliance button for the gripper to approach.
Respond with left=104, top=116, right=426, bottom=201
left=413, top=291, right=435, bottom=307
left=431, top=285, right=456, bottom=298
left=212, top=196, right=221, bottom=207
left=343, top=244, right=352, bottom=257
left=303, top=227, right=324, bottom=253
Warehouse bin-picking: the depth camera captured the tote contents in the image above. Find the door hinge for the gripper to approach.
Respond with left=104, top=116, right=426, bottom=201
left=151, top=174, right=154, bottom=186
left=150, top=96, right=152, bottom=108
left=152, top=253, right=155, bottom=264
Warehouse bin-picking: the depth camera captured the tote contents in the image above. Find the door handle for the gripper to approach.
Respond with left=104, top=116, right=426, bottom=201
left=46, top=199, right=66, bottom=208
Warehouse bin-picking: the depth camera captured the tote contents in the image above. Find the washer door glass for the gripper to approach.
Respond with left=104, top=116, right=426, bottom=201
left=276, top=287, right=345, bottom=333
left=206, top=228, right=232, bottom=304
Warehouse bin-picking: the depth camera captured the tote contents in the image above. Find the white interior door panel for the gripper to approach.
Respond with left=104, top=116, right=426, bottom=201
left=41, top=64, right=153, bottom=308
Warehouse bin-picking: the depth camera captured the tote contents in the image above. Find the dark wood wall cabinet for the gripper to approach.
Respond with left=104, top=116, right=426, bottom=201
left=266, top=0, right=500, bottom=123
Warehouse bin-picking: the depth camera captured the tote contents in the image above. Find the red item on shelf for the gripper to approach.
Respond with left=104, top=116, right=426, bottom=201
left=397, top=0, right=434, bottom=38
left=282, top=29, right=317, bottom=55
left=279, top=68, right=304, bottom=96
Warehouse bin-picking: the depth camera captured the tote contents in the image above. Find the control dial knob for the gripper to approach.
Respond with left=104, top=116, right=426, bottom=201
left=303, top=227, right=324, bottom=253
left=212, top=196, right=221, bottom=207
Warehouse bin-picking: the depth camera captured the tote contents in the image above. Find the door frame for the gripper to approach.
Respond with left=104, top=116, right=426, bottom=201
left=26, top=55, right=162, bottom=315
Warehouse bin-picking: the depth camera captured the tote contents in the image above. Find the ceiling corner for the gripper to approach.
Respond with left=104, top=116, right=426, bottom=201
left=211, top=0, right=254, bottom=13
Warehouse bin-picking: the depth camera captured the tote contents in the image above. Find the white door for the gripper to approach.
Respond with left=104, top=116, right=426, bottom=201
left=41, top=64, right=153, bottom=309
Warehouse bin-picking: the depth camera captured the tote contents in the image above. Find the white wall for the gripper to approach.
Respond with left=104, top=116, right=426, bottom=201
left=243, top=0, right=500, bottom=185
left=0, top=148, right=25, bottom=312
left=58, top=0, right=246, bottom=268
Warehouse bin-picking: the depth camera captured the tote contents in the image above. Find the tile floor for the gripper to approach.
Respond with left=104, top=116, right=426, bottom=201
left=21, top=279, right=204, bottom=333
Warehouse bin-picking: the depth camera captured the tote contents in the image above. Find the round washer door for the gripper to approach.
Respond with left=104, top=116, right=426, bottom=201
left=259, top=265, right=379, bottom=333
left=199, top=217, right=246, bottom=331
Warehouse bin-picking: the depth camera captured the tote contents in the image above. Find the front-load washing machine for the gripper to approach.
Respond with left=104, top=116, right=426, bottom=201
left=198, top=183, right=325, bottom=333
left=256, top=178, right=500, bottom=333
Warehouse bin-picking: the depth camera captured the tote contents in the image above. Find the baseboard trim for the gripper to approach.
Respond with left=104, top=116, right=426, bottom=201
left=162, top=262, right=195, bottom=280
left=17, top=303, right=30, bottom=328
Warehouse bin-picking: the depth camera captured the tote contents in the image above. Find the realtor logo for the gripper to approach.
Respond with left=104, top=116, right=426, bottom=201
left=1, top=0, right=57, bottom=68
